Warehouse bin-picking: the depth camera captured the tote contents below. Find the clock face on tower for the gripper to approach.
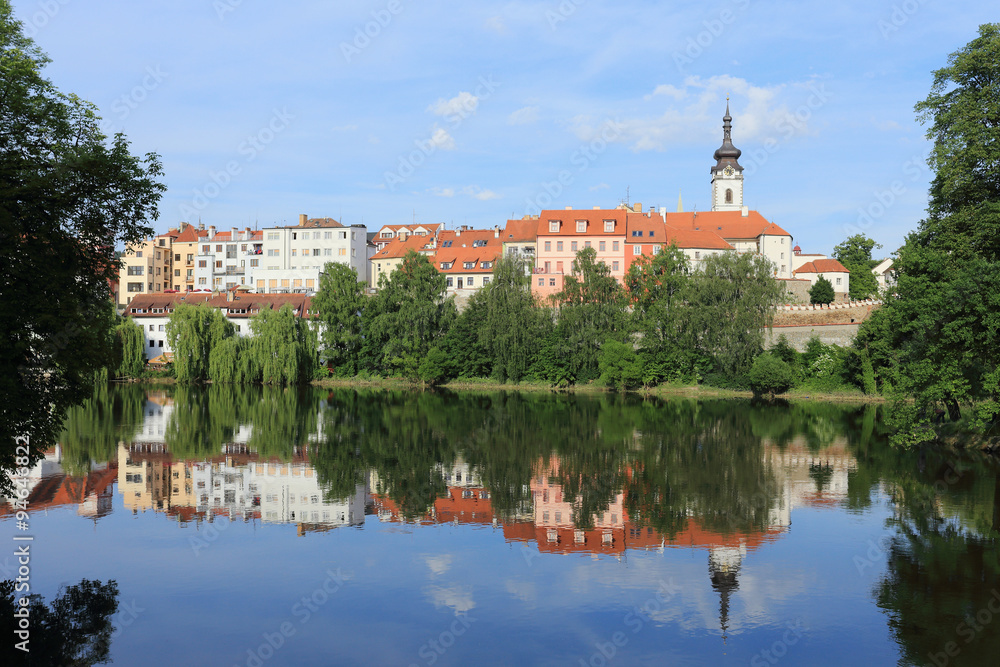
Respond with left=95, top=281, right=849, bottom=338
left=723, top=166, right=734, bottom=177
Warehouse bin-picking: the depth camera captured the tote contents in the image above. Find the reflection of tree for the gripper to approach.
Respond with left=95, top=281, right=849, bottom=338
left=58, top=384, right=145, bottom=476
left=0, top=578, right=119, bottom=666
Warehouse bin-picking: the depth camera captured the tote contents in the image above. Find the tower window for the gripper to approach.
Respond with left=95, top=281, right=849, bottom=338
left=725, top=188, right=733, bottom=204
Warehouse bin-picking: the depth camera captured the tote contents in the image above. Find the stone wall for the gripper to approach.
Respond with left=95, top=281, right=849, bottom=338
left=765, top=324, right=861, bottom=351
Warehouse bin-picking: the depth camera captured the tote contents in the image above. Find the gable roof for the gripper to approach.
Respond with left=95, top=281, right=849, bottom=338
left=502, top=218, right=540, bottom=243
left=538, top=209, right=628, bottom=236
left=666, top=210, right=791, bottom=239
left=371, top=234, right=435, bottom=260
left=434, top=230, right=502, bottom=274
left=794, top=258, right=850, bottom=274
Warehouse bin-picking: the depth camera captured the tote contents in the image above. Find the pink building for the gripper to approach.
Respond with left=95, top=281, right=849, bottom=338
left=531, top=208, right=629, bottom=299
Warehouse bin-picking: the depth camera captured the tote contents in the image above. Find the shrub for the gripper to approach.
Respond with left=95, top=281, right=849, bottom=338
left=598, top=340, right=644, bottom=390
left=748, top=353, right=795, bottom=398
left=809, top=276, right=835, bottom=305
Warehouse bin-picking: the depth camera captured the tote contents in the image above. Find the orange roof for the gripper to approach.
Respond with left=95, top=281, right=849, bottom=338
left=372, top=234, right=435, bottom=260
left=435, top=230, right=502, bottom=274
left=172, top=225, right=209, bottom=243
left=794, top=259, right=850, bottom=274
left=292, top=217, right=342, bottom=228
left=377, top=223, right=443, bottom=233
left=666, top=210, right=791, bottom=239
left=538, top=209, right=628, bottom=236
left=502, top=218, right=540, bottom=243
left=663, top=226, right=734, bottom=250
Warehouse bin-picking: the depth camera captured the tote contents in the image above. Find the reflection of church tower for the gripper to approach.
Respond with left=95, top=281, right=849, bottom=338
left=708, top=543, right=746, bottom=643
left=710, top=100, right=744, bottom=212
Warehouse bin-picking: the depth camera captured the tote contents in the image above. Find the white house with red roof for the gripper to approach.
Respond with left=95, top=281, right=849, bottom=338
left=792, top=258, right=851, bottom=297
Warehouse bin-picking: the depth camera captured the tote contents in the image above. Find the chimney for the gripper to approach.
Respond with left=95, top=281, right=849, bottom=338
left=455, top=228, right=461, bottom=237
left=565, top=206, right=572, bottom=210
left=208, top=225, right=216, bottom=238
left=232, top=227, right=238, bottom=240
left=494, top=227, right=499, bottom=238
left=741, top=206, right=749, bottom=217
left=226, top=288, right=234, bottom=303
left=299, top=214, right=307, bottom=227
left=634, top=202, right=642, bottom=213
left=659, top=207, right=666, bottom=217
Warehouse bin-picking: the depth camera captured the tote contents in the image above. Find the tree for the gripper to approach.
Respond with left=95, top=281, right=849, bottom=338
left=248, top=304, right=313, bottom=385
left=113, top=316, right=146, bottom=378
left=312, top=262, right=366, bottom=376
left=554, top=247, right=628, bottom=382
left=685, top=251, right=784, bottom=380
left=479, top=253, right=543, bottom=382
left=857, top=24, right=1000, bottom=442
left=166, top=303, right=234, bottom=382
left=0, top=3, right=164, bottom=489
left=362, top=250, right=456, bottom=378
left=833, top=234, right=881, bottom=299
left=809, top=275, right=835, bottom=305
left=748, top=353, right=795, bottom=398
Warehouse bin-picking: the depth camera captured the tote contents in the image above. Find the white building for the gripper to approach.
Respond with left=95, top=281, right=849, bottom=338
left=193, top=227, right=264, bottom=292
left=257, top=214, right=368, bottom=293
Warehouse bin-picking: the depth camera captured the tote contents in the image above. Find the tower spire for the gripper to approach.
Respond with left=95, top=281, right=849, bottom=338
left=711, top=101, right=745, bottom=211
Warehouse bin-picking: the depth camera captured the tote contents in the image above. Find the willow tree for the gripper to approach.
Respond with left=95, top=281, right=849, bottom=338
left=114, top=317, right=146, bottom=378
left=165, top=303, right=234, bottom=382
left=248, top=304, right=312, bottom=385
left=208, top=335, right=256, bottom=383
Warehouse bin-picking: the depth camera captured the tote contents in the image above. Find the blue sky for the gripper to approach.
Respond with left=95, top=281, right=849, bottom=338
left=10, top=0, right=997, bottom=255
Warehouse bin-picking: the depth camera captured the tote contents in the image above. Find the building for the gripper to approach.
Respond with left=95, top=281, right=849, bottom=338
left=372, top=223, right=443, bottom=252
left=500, top=217, right=540, bottom=266
left=368, top=234, right=436, bottom=290
left=872, top=258, right=895, bottom=292
left=532, top=207, right=629, bottom=299
left=256, top=214, right=368, bottom=293
left=792, top=258, right=851, bottom=299
left=193, top=226, right=263, bottom=292
left=434, top=227, right=503, bottom=293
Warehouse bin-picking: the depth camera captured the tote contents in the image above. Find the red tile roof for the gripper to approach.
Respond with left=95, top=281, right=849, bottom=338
left=371, top=234, right=435, bottom=260
left=502, top=218, right=540, bottom=243
left=434, top=230, right=502, bottom=274
left=666, top=210, right=791, bottom=239
left=794, top=259, right=850, bottom=274
left=537, top=209, right=628, bottom=236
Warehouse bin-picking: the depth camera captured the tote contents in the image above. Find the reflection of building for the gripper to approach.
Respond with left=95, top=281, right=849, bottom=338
left=0, top=445, right=117, bottom=521
left=251, top=459, right=366, bottom=532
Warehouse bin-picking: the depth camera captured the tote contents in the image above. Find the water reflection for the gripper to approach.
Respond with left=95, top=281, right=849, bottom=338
left=3, top=386, right=999, bottom=665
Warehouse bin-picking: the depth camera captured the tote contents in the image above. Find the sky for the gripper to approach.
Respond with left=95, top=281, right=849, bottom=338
left=9, top=0, right=997, bottom=256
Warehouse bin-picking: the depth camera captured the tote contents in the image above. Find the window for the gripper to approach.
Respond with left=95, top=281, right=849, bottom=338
left=292, top=249, right=297, bottom=256
left=149, top=340, right=155, bottom=348
left=481, top=262, right=491, bottom=269
left=267, top=232, right=279, bottom=241
left=544, top=261, right=551, bottom=273
left=549, top=220, right=559, bottom=233
left=313, top=231, right=320, bottom=239
left=174, top=254, right=180, bottom=262
left=549, top=278, right=556, bottom=286
left=612, top=241, right=619, bottom=252
left=556, top=261, right=563, bottom=273
left=292, top=232, right=297, bottom=240
left=250, top=259, right=259, bottom=267
left=306, top=279, right=315, bottom=289
left=337, top=248, right=345, bottom=256
left=571, top=241, right=578, bottom=252
left=538, top=278, right=544, bottom=286
left=599, top=241, right=606, bottom=252
left=269, top=279, right=277, bottom=289
left=198, top=277, right=207, bottom=285
left=216, top=245, right=222, bottom=252
left=127, top=266, right=144, bottom=276
left=544, top=241, right=551, bottom=252
left=187, top=254, right=193, bottom=262
left=695, top=251, right=701, bottom=260
left=324, top=248, right=332, bottom=256
left=215, top=261, right=222, bottom=269
left=281, top=279, right=290, bottom=287
left=256, top=280, right=264, bottom=289
left=584, top=241, right=591, bottom=248
left=483, top=277, right=491, bottom=286
left=148, top=324, right=154, bottom=331
left=267, top=249, right=279, bottom=256
left=294, top=279, right=302, bottom=288
left=725, top=188, right=733, bottom=204
left=631, top=230, right=643, bottom=237
left=467, top=277, right=475, bottom=286
left=158, top=324, right=165, bottom=332
left=604, top=220, right=614, bottom=232
left=201, top=245, right=209, bottom=253
left=174, top=269, right=180, bottom=276
left=576, top=220, right=586, bottom=232
left=633, top=245, right=641, bottom=255
left=312, top=249, right=320, bottom=256
left=652, top=245, right=660, bottom=254
left=836, top=277, right=842, bottom=286
left=324, top=231, right=332, bottom=239
left=612, top=261, right=619, bottom=271
left=556, top=241, right=563, bottom=252
left=780, top=252, right=784, bottom=260
left=136, top=251, right=143, bottom=258
left=446, top=276, right=454, bottom=287
left=781, top=265, right=786, bottom=273
left=463, top=262, right=475, bottom=269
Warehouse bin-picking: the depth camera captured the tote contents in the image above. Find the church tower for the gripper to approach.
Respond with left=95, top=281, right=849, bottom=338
left=711, top=100, right=744, bottom=212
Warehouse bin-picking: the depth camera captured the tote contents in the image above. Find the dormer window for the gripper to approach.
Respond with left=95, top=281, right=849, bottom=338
left=463, top=261, right=475, bottom=269
left=549, top=220, right=560, bottom=233
left=604, top=220, right=614, bottom=232
left=481, top=261, right=492, bottom=269
left=576, top=220, right=586, bottom=233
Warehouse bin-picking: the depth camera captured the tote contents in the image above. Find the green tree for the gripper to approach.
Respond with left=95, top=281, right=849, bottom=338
left=113, top=317, right=146, bottom=378
left=554, top=247, right=628, bottom=382
left=0, top=3, right=164, bottom=489
left=312, top=262, right=366, bottom=376
left=685, top=251, right=784, bottom=380
left=748, top=353, right=795, bottom=398
left=598, top=339, right=644, bottom=390
left=166, top=303, right=234, bottom=382
left=249, top=304, right=313, bottom=385
left=857, top=24, right=1000, bottom=442
left=479, top=253, right=543, bottom=382
left=362, top=250, right=456, bottom=378
left=833, top=234, right=882, bottom=299
left=809, top=275, right=835, bottom=305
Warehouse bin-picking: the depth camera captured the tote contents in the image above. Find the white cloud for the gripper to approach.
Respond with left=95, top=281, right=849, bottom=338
left=428, top=92, right=479, bottom=118
left=486, top=16, right=505, bottom=34
left=462, top=185, right=500, bottom=201
left=507, top=106, right=540, bottom=125
left=576, top=75, right=827, bottom=152
left=425, top=584, right=475, bottom=615
left=429, top=187, right=456, bottom=197
left=428, top=126, right=456, bottom=150
left=423, top=555, right=453, bottom=575
left=588, top=183, right=609, bottom=192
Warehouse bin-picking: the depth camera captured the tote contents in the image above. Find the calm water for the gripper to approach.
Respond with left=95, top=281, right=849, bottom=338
left=3, top=386, right=999, bottom=667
